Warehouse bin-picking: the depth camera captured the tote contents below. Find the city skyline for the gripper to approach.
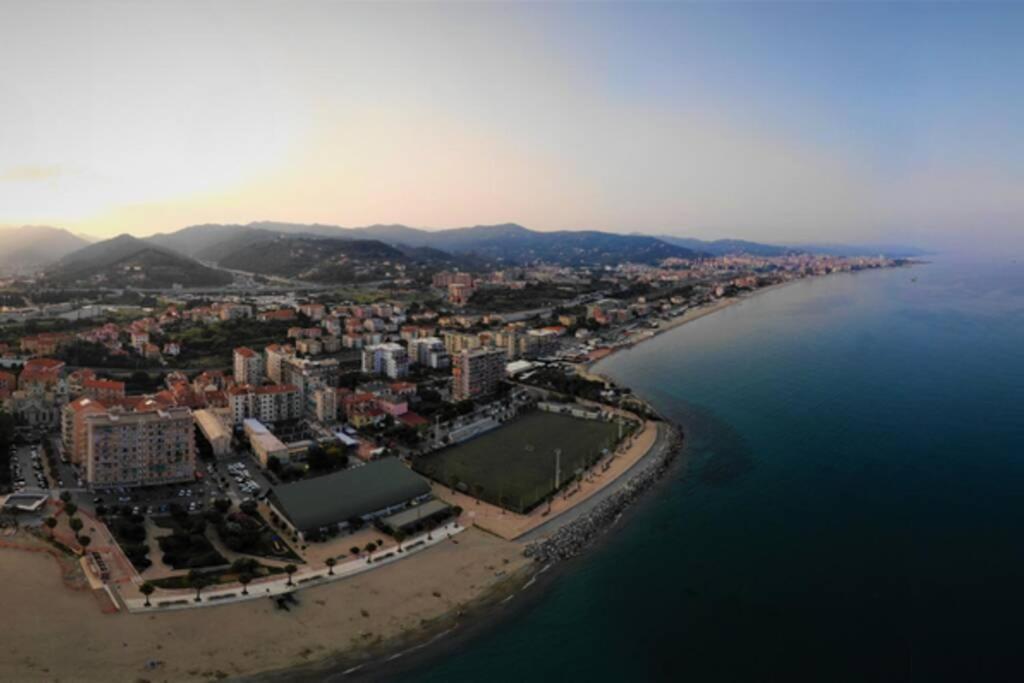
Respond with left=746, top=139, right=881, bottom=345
left=3, top=2, right=1023, bottom=254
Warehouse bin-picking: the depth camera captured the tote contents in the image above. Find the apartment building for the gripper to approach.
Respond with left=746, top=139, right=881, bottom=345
left=361, top=343, right=409, bottom=379
left=64, top=400, right=196, bottom=488
left=233, top=347, right=264, bottom=386
left=451, top=348, right=507, bottom=401
left=227, top=384, right=303, bottom=425
left=264, top=343, right=295, bottom=384
left=408, top=337, right=450, bottom=369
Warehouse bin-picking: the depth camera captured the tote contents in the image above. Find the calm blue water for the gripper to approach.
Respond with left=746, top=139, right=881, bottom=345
left=404, top=256, right=1024, bottom=682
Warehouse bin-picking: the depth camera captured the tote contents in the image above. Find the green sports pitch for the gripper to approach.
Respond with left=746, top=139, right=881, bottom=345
left=414, top=410, right=622, bottom=513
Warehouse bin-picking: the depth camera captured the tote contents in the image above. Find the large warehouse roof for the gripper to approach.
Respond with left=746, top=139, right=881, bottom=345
left=269, top=458, right=430, bottom=532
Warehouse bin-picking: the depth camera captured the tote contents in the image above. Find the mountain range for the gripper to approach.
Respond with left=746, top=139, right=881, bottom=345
left=43, top=234, right=232, bottom=288
left=0, top=226, right=90, bottom=274
left=148, top=221, right=702, bottom=267
left=2, top=222, right=926, bottom=287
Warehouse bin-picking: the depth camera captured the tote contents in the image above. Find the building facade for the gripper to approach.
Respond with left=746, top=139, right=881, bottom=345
left=452, top=348, right=506, bottom=401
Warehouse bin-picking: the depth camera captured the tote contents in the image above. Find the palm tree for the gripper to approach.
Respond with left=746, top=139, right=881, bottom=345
left=78, top=535, right=91, bottom=549
left=44, top=516, right=57, bottom=537
left=188, top=569, right=208, bottom=602
left=325, top=558, right=336, bottom=575
left=140, top=582, right=155, bottom=607
left=239, top=573, right=252, bottom=595
left=284, top=564, right=297, bottom=586
left=350, top=546, right=360, bottom=558
left=393, top=531, right=407, bottom=553
left=59, top=491, right=71, bottom=504
left=364, top=541, right=377, bottom=562
left=69, top=517, right=83, bottom=535
left=64, top=502, right=78, bottom=517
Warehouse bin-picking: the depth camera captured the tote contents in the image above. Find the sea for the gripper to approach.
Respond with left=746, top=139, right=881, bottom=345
left=393, top=254, right=1024, bottom=682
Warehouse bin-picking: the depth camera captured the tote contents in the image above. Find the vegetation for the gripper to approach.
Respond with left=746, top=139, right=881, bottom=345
left=154, top=512, right=228, bottom=570
left=468, top=282, right=595, bottom=312
left=170, top=318, right=294, bottom=367
left=306, top=444, right=350, bottom=473
left=520, top=367, right=610, bottom=403
left=140, top=582, right=155, bottom=606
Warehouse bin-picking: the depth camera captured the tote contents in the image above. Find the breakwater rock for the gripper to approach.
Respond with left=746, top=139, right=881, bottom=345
left=524, top=426, right=682, bottom=564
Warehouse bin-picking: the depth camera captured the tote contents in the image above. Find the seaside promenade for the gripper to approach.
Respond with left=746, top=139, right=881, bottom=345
left=120, top=521, right=466, bottom=612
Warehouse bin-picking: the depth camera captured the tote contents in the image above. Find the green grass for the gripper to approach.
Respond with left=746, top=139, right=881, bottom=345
left=414, top=411, right=621, bottom=513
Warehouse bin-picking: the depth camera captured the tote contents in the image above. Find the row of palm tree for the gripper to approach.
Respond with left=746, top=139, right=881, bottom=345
left=139, top=536, right=415, bottom=606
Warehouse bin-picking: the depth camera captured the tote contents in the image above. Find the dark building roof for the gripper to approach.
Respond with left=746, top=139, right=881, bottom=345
left=269, top=458, right=430, bottom=532
left=380, top=499, right=451, bottom=533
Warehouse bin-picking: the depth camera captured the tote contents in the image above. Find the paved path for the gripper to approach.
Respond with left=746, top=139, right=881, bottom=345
left=121, top=521, right=466, bottom=613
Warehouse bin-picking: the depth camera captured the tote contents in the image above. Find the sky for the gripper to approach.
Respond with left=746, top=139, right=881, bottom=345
left=2, top=1, right=1023, bottom=251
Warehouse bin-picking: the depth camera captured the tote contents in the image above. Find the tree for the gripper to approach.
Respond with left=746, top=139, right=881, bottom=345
left=239, top=572, right=253, bottom=595
left=364, top=541, right=377, bottom=562
left=188, top=569, right=209, bottom=602
left=213, top=498, right=232, bottom=514
left=284, top=563, right=297, bottom=586
left=350, top=546, right=361, bottom=557
left=326, top=557, right=336, bottom=575
left=59, top=491, right=71, bottom=504
left=393, top=530, right=407, bottom=552
left=78, top=535, right=91, bottom=549
left=44, top=516, right=57, bottom=537
left=140, top=582, right=155, bottom=607
left=69, top=517, right=83, bottom=534
left=64, top=502, right=78, bottom=517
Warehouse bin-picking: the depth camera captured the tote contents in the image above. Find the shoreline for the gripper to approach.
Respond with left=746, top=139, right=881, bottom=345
left=582, top=276, right=803, bottom=376
left=0, top=268, right=894, bottom=682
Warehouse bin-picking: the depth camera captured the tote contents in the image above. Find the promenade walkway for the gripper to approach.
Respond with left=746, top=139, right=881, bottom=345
left=120, top=521, right=465, bottom=613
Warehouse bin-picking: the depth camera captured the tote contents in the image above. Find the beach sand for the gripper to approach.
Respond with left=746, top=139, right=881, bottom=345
left=0, top=527, right=529, bottom=682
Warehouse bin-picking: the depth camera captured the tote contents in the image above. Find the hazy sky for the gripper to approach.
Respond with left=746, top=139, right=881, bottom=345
left=2, top=1, right=1023, bottom=249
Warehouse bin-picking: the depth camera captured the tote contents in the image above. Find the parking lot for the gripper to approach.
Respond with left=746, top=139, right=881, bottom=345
left=208, top=453, right=273, bottom=504
left=5, top=424, right=279, bottom=515
left=9, top=445, right=49, bottom=492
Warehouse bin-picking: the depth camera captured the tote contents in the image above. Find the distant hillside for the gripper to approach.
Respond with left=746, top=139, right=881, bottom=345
left=657, top=235, right=796, bottom=257
left=162, top=221, right=700, bottom=266
left=0, top=226, right=91, bottom=274
left=46, top=234, right=233, bottom=288
left=146, top=223, right=270, bottom=260
left=217, top=235, right=417, bottom=282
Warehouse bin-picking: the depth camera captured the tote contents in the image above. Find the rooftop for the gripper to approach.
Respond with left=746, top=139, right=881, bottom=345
left=269, top=458, right=430, bottom=532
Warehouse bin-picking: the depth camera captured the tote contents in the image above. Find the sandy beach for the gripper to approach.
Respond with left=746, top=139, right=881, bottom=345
left=0, top=527, right=530, bottom=682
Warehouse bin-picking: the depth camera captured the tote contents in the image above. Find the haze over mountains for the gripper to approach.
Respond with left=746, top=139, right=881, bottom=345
left=0, top=226, right=90, bottom=274
left=42, top=234, right=232, bottom=288
left=147, top=222, right=702, bottom=268
left=0, top=222, right=926, bottom=285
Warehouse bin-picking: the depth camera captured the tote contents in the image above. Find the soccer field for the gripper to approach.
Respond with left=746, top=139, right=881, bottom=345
left=414, top=411, right=621, bottom=513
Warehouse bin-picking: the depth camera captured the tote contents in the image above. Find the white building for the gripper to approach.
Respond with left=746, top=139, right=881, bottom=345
left=233, top=347, right=264, bottom=386
left=361, top=343, right=409, bottom=379
left=408, top=337, right=450, bottom=369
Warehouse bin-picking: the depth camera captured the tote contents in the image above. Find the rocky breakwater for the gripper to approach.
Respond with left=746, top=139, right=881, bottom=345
left=524, top=426, right=682, bottom=564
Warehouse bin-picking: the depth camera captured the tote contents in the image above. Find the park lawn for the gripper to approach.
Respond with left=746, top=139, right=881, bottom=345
left=414, top=411, right=620, bottom=513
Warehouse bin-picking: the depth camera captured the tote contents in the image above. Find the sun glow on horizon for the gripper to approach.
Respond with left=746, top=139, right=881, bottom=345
left=2, top=1, right=1023, bottom=251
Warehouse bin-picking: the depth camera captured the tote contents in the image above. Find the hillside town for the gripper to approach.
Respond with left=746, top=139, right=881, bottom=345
left=0, top=251, right=903, bottom=614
